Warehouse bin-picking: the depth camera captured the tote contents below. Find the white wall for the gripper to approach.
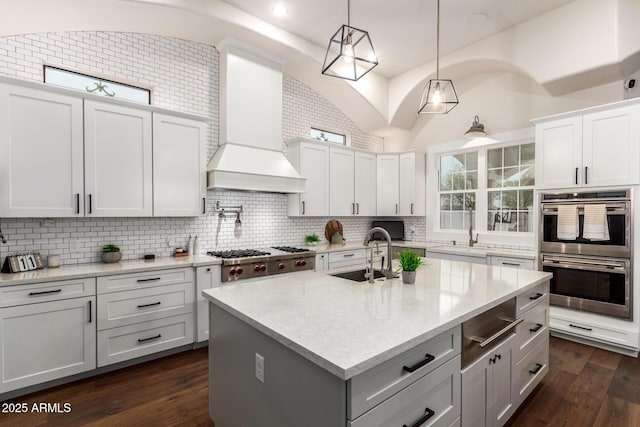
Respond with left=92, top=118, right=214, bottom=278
left=0, top=31, right=424, bottom=266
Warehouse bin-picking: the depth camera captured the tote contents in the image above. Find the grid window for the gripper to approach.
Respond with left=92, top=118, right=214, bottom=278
left=487, top=143, right=535, bottom=232
left=439, top=152, right=477, bottom=230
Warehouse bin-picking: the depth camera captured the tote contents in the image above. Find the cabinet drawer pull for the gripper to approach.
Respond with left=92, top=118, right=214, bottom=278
left=529, top=363, right=544, bottom=375
left=88, top=300, right=92, bottom=323
left=137, top=301, right=161, bottom=309
left=575, top=167, right=579, bottom=185
left=529, top=323, right=543, bottom=333
left=411, top=202, right=414, bottom=215
left=29, top=289, right=62, bottom=296
left=343, top=253, right=355, bottom=257
left=137, top=334, right=162, bottom=343
left=302, top=201, right=306, bottom=215
left=136, top=277, right=161, bottom=283
left=403, top=407, right=435, bottom=427
left=356, top=203, right=359, bottom=214
left=76, top=193, right=80, bottom=214
left=352, top=203, right=355, bottom=214
left=529, top=292, right=544, bottom=301
left=395, top=203, right=398, bottom=214
left=88, top=194, right=92, bottom=214
left=202, top=197, right=206, bottom=214
left=569, top=323, right=592, bottom=331
left=402, top=353, right=435, bottom=373
left=473, top=317, right=524, bottom=348
left=502, top=262, right=521, bottom=267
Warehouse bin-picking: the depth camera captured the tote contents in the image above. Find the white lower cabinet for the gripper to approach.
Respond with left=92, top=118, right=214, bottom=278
left=328, top=249, right=366, bottom=270
left=461, top=334, right=516, bottom=427
left=0, top=295, right=96, bottom=393
left=349, top=355, right=461, bottom=427
left=97, top=268, right=194, bottom=366
left=196, top=265, right=221, bottom=342
left=489, top=256, right=535, bottom=270
left=315, top=253, right=328, bottom=272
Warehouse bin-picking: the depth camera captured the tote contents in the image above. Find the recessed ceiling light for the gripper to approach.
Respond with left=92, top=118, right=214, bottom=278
left=272, top=3, right=288, bottom=17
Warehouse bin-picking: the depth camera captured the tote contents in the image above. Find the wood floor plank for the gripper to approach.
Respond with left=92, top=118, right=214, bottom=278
left=546, top=362, right=616, bottom=426
left=548, top=336, right=595, bottom=375
left=593, top=395, right=640, bottom=427
left=609, top=354, right=640, bottom=405
left=590, top=347, right=622, bottom=371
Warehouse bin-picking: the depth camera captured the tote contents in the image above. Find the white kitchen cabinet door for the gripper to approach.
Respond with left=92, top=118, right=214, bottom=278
left=354, top=151, right=377, bottom=216
left=314, top=253, right=328, bottom=272
left=288, top=142, right=330, bottom=216
left=196, top=264, right=221, bottom=342
left=377, top=154, right=399, bottom=216
left=582, top=104, right=640, bottom=187
left=399, top=152, right=416, bottom=215
left=0, top=296, right=96, bottom=393
left=0, top=83, right=84, bottom=217
left=84, top=100, right=152, bottom=217
left=153, top=113, right=207, bottom=216
left=535, top=116, right=582, bottom=189
left=330, top=146, right=355, bottom=216
left=461, top=334, right=515, bottom=427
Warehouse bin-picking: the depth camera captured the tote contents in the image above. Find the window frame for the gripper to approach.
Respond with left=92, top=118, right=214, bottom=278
left=310, top=127, right=350, bottom=146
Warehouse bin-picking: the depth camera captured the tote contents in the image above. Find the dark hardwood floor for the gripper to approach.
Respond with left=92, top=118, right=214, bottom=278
left=2, top=336, right=640, bottom=426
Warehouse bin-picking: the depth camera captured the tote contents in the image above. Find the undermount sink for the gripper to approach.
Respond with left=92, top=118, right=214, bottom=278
left=330, top=269, right=386, bottom=282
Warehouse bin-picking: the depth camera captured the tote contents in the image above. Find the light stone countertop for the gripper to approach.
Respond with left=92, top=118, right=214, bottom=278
left=0, top=255, right=221, bottom=287
left=203, top=258, right=551, bottom=380
left=313, top=240, right=536, bottom=260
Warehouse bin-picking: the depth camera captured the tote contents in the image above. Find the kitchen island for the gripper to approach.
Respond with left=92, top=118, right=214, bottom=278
left=203, top=259, right=552, bottom=427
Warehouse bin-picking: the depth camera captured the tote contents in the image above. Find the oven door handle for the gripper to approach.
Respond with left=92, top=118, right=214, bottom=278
left=542, top=260, right=627, bottom=273
left=541, top=203, right=628, bottom=214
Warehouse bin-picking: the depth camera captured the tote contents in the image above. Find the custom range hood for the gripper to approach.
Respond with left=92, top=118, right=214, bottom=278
left=207, top=38, right=305, bottom=194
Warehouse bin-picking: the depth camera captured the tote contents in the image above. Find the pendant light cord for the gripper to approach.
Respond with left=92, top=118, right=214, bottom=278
left=347, top=0, right=351, bottom=26
left=436, top=0, right=440, bottom=79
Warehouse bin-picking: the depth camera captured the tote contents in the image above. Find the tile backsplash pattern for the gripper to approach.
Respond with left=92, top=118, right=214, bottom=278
left=0, top=30, right=424, bottom=266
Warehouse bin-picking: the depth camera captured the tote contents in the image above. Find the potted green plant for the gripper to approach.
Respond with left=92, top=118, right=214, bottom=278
left=396, top=249, right=423, bottom=284
left=304, top=233, right=320, bottom=246
left=101, top=243, right=122, bottom=263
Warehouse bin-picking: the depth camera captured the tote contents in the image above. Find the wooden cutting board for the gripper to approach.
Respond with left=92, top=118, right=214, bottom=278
left=324, top=220, right=344, bottom=242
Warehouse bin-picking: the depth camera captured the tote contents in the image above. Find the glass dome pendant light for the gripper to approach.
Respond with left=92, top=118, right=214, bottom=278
left=321, top=0, right=378, bottom=81
left=418, top=0, right=459, bottom=114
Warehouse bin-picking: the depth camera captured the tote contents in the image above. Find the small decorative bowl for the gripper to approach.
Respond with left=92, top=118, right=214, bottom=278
left=102, top=251, right=122, bottom=263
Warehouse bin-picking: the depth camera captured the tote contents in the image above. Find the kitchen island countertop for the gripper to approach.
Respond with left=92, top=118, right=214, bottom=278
left=203, top=258, right=551, bottom=380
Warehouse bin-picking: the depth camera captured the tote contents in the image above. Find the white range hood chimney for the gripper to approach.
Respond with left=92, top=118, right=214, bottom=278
left=207, top=38, right=305, bottom=193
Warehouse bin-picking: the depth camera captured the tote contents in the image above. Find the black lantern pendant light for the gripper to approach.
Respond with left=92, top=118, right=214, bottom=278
left=418, top=0, right=458, bottom=114
left=322, top=0, right=378, bottom=81
left=465, top=115, right=486, bottom=138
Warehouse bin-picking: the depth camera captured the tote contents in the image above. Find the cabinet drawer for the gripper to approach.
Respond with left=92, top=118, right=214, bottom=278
left=349, top=355, right=461, bottom=427
left=97, top=313, right=193, bottom=367
left=330, top=259, right=367, bottom=270
left=516, top=282, right=549, bottom=317
left=490, top=256, right=534, bottom=270
left=549, top=315, right=633, bottom=347
left=513, top=337, right=549, bottom=406
left=514, top=298, right=549, bottom=362
left=348, top=325, right=461, bottom=420
left=97, top=268, right=193, bottom=293
left=0, top=278, right=96, bottom=308
left=97, top=282, right=194, bottom=330
left=328, top=250, right=365, bottom=263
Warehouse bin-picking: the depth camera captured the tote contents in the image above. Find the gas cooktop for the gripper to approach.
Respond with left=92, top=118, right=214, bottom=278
left=207, top=247, right=315, bottom=281
left=207, top=249, right=271, bottom=259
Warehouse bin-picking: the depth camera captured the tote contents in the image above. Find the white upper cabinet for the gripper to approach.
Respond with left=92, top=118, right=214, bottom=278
left=354, top=151, right=377, bottom=216
left=535, top=101, right=640, bottom=189
left=399, top=152, right=425, bottom=216
left=84, top=100, right=153, bottom=217
left=329, top=146, right=355, bottom=216
left=153, top=113, right=206, bottom=216
left=287, top=140, right=330, bottom=216
left=0, top=83, right=84, bottom=217
left=582, top=105, right=640, bottom=187
left=377, top=154, right=400, bottom=216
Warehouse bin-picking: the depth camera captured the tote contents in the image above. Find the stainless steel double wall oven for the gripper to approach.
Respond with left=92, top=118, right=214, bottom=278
left=539, top=190, right=633, bottom=319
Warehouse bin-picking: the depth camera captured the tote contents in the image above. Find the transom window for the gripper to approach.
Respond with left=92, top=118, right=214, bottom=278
left=44, top=65, right=151, bottom=104
left=439, top=152, right=477, bottom=230
left=310, top=127, right=346, bottom=145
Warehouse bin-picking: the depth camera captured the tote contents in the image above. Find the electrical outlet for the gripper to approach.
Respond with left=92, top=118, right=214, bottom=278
left=255, top=353, right=265, bottom=383
left=69, top=239, right=80, bottom=253
left=166, top=237, right=175, bottom=247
